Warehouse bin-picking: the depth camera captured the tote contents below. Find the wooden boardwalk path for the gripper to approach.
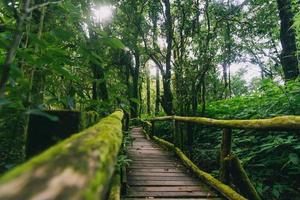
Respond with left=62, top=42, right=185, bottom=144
left=123, top=127, right=222, bottom=200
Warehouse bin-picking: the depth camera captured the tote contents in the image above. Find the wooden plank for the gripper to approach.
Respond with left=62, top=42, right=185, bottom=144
left=128, top=172, right=187, bottom=177
left=129, top=148, right=162, bottom=150
left=130, top=158, right=175, bottom=162
left=126, top=191, right=218, bottom=197
left=129, top=163, right=180, bottom=167
left=127, top=180, right=202, bottom=186
left=128, top=176, right=197, bottom=181
left=127, top=186, right=208, bottom=192
left=123, top=198, right=222, bottom=200
left=128, top=168, right=185, bottom=173
left=124, top=127, right=221, bottom=200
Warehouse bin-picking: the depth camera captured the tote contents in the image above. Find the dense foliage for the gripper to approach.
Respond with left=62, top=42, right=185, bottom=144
left=0, top=0, right=300, bottom=199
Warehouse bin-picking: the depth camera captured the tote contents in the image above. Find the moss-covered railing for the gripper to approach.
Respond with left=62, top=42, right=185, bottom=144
left=142, top=115, right=300, bottom=200
left=0, top=110, right=124, bottom=200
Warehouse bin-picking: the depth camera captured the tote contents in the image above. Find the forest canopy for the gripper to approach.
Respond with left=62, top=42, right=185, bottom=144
left=0, top=0, right=300, bottom=199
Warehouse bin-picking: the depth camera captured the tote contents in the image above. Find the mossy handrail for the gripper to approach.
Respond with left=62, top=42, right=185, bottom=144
left=149, top=115, right=300, bottom=130
left=143, top=114, right=300, bottom=200
left=0, top=110, right=124, bottom=200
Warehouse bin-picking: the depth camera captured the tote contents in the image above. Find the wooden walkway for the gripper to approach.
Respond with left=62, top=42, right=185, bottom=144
left=123, top=127, right=222, bottom=200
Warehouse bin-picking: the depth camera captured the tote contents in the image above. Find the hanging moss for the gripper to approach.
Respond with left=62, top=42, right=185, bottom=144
left=0, top=110, right=124, bottom=200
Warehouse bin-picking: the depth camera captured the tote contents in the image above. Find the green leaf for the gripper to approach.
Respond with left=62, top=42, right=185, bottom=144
left=52, top=65, right=80, bottom=82
left=103, top=37, right=125, bottom=49
left=0, top=98, right=10, bottom=106
left=26, top=109, right=59, bottom=121
left=289, top=153, right=299, bottom=165
left=129, top=98, right=140, bottom=104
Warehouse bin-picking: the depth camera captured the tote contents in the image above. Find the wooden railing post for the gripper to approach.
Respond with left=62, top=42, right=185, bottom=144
left=226, top=155, right=262, bottom=200
left=151, top=121, right=155, bottom=137
left=173, top=117, right=180, bottom=148
left=186, top=122, right=193, bottom=159
left=172, top=117, right=176, bottom=146
left=219, top=128, right=232, bottom=184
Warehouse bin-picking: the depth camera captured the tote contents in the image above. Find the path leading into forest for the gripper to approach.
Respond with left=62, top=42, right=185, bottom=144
left=123, top=127, right=221, bottom=200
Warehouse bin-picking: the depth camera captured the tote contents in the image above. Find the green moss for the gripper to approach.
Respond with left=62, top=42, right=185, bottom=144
left=150, top=115, right=300, bottom=130
left=0, top=110, right=124, bottom=200
left=108, top=173, right=121, bottom=200
left=174, top=147, right=246, bottom=200
left=153, top=136, right=174, bottom=150
left=151, top=135, right=246, bottom=200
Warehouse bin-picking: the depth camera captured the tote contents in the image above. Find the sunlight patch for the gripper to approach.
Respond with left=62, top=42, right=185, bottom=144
left=92, top=5, right=115, bottom=24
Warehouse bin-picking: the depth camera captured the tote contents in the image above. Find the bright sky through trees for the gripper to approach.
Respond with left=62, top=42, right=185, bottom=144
left=92, top=5, right=115, bottom=24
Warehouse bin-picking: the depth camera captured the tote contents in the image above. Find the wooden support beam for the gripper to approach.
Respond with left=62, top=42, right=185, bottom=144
left=226, top=154, right=262, bottom=200
left=186, top=122, right=194, bottom=159
left=121, top=166, right=127, bottom=196
left=219, top=128, right=232, bottom=184
left=151, top=121, right=155, bottom=137
left=172, top=118, right=180, bottom=148
left=150, top=115, right=300, bottom=131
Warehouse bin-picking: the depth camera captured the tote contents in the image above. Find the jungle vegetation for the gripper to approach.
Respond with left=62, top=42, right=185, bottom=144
left=0, top=0, right=300, bottom=199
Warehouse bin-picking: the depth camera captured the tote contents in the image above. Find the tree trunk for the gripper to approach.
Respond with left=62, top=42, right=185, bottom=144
left=130, top=51, right=140, bottom=118
left=92, top=64, right=109, bottom=101
left=276, top=0, right=299, bottom=80
left=201, top=77, right=206, bottom=115
left=155, top=67, right=160, bottom=115
left=0, top=0, right=31, bottom=97
left=30, top=6, right=46, bottom=107
left=146, top=69, right=151, bottom=115
left=191, top=84, right=198, bottom=116
left=161, top=0, right=173, bottom=115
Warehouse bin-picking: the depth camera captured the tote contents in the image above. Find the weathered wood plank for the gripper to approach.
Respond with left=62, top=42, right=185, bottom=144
left=127, top=186, right=208, bottom=192
left=126, top=191, right=218, bottom=197
left=128, top=172, right=187, bottom=177
left=123, top=127, right=221, bottom=200
left=128, top=176, right=197, bottom=181
left=123, top=198, right=222, bottom=200
left=127, top=180, right=203, bottom=186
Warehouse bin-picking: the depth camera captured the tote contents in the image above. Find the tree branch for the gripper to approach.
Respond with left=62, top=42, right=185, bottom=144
left=26, top=0, right=63, bottom=13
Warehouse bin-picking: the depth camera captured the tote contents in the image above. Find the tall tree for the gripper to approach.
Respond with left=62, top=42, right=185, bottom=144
left=276, top=0, right=299, bottom=80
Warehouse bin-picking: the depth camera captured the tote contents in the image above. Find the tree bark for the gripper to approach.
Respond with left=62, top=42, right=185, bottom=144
left=0, top=0, right=31, bottom=97
left=276, top=0, right=299, bottom=80
left=161, top=0, right=173, bottom=115
left=155, top=67, right=160, bottom=115
left=92, top=63, right=109, bottom=101
left=146, top=69, right=151, bottom=115
left=130, top=50, right=140, bottom=118
left=30, top=6, right=46, bottom=107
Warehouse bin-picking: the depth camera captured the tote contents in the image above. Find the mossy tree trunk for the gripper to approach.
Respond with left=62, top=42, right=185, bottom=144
left=146, top=68, right=151, bottom=115
left=155, top=67, right=160, bottom=115
left=130, top=50, right=140, bottom=118
left=276, top=0, right=299, bottom=80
